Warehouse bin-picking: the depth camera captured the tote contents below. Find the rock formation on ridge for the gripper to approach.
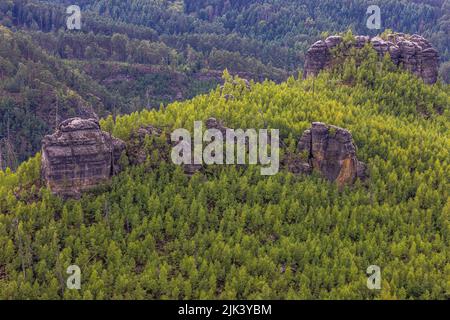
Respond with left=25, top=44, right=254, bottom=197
left=41, top=117, right=368, bottom=198
left=303, top=33, right=439, bottom=84
left=41, top=118, right=126, bottom=198
left=291, top=122, right=367, bottom=187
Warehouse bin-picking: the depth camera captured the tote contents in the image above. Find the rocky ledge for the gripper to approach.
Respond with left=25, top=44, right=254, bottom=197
left=287, top=122, right=367, bottom=187
left=41, top=118, right=367, bottom=197
left=41, top=118, right=126, bottom=198
left=303, top=33, right=439, bottom=84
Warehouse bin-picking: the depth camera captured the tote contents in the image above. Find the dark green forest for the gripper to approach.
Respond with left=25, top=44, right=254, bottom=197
left=0, top=0, right=449, bottom=164
left=0, top=0, right=449, bottom=300
left=0, top=42, right=449, bottom=299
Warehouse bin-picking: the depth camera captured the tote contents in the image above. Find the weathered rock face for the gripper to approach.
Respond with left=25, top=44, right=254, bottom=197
left=205, top=118, right=367, bottom=186
left=304, top=33, right=439, bottom=84
left=41, top=118, right=126, bottom=198
left=293, top=122, right=367, bottom=187
left=63, top=118, right=366, bottom=190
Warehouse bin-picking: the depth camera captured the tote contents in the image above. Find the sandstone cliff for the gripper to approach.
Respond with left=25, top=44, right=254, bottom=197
left=288, top=122, right=367, bottom=187
left=41, top=118, right=125, bottom=198
left=304, top=33, right=439, bottom=84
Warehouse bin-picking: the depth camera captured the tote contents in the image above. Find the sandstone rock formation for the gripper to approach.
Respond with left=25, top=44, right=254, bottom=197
left=41, top=118, right=126, bottom=198
left=304, top=33, right=439, bottom=84
left=292, top=122, right=367, bottom=187
left=41, top=117, right=367, bottom=196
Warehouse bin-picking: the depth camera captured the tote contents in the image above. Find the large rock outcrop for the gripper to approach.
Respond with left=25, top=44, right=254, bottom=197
left=291, top=122, right=367, bottom=187
left=130, top=119, right=367, bottom=187
left=304, top=33, right=439, bottom=84
left=43, top=117, right=366, bottom=195
left=41, top=118, right=126, bottom=198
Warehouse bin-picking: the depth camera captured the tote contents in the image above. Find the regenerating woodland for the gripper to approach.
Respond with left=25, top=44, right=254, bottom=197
left=0, top=0, right=450, bottom=164
left=0, top=44, right=449, bottom=299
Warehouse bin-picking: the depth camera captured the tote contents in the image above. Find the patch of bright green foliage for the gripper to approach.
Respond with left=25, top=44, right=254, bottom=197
left=0, top=58, right=449, bottom=299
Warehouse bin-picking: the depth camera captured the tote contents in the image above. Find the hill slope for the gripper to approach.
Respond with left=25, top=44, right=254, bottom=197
left=0, top=57, right=449, bottom=299
left=1, top=0, right=449, bottom=165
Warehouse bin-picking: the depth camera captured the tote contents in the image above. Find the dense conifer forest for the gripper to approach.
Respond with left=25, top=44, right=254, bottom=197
left=0, top=0, right=449, bottom=301
left=0, top=0, right=449, bottom=164
left=0, top=47, right=449, bottom=298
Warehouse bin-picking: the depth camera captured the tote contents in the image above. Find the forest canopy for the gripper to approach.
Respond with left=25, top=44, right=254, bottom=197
left=0, top=55, right=449, bottom=299
left=1, top=0, right=449, bottom=165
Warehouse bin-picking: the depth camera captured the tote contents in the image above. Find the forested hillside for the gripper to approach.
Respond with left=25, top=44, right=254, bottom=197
left=0, top=2, right=449, bottom=300
left=0, top=51, right=449, bottom=299
left=0, top=0, right=449, bottom=166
